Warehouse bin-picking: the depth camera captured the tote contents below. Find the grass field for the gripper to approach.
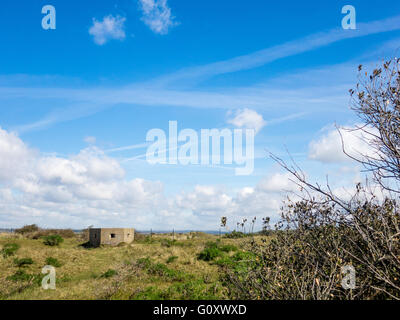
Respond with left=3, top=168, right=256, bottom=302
left=0, top=231, right=254, bottom=300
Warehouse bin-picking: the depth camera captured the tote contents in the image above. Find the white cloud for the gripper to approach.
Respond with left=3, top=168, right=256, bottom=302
left=308, top=125, right=377, bottom=163
left=227, top=108, right=266, bottom=134
left=171, top=174, right=301, bottom=228
left=89, top=15, right=126, bottom=45
left=174, top=185, right=234, bottom=217
left=138, top=0, right=178, bottom=35
left=0, top=127, right=297, bottom=230
left=8, top=126, right=374, bottom=232
left=0, top=127, right=165, bottom=227
left=0, top=128, right=35, bottom=183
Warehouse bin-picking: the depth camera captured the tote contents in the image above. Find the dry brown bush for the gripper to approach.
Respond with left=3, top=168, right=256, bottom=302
left=224, top=58, right=400, bottom=300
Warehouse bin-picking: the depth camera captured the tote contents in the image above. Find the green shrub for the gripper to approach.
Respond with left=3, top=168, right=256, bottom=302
left=166, top=255, right=178, bottom=264
left=45, top=257, right=62, bottom=267
left=7, top=270, right=44, bottom=286
left=42, top=235, right=64, bottom=246
left=137, top=257, right=152, bottom=268
left=148, top=263, right=170, bottom=276
left=161, top=239, right=182, bottom=247
left=132, top=286, right=169, bottom=300
left=206, top=240, right=219, bottom=248
left=223, top=231, right=248, bottom=239
left=166, top=279, right=221, bottom=300
left=197, top=244, right=222, bottom=261
left=149, top=263, right=183, bottom=280
left=219, top=244, right=238, bottom=252
left=1, top=243, right=20, bottom=257
left=101, top=269, right=117, bottom=278
left=215, top=251, right=256, bottom=273
left=7, top=270, right=34, bottom=282
left=197, top=241, right=239, bottom=262
left=132, top=279, right=222, bottom=300
left=137, top=258, right=184, bottom=281
left=14, top=258, right=34, bottom=267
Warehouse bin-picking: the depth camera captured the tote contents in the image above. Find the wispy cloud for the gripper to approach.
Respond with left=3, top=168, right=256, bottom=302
left=265, top=112, right=308, bottom=126
left=89, top=15, right=126, bottom=45
left=105, top=142, right=149, bottom=153
left=152, top=14, right=400, bottom=86
left=138, top=0, right=178, bottom=35
left=6, top=14, right=400, bottom=132
left=11, top=84, right=347, bottom=133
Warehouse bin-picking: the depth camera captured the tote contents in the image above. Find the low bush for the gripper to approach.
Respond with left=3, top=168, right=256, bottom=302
left=132, top=286, right=169, bottom=300
left=15, top=224, right=39, bottom=235
left=161, top=239, right=171, bottom=247
left=149, top=263, right=183, bottom=280
left=14, top=258, right=34, bottom=267
left=215, top=251, right=256, bottom=275
left=137, top=257, right=152, bottom=268
left=223, top=231, right=249, bottom=239
left=132, top=279, right=222, bottom=300
left=7, top=270, right=34, bottom=282
left=1, top=243, right=20, bottom=258
left=166, top=256, right=178, bottom=264
left=43, top=235, right=64, bottom=246
left=101, top=269, right=118, bottom=278
left=197, top=242, right=223, bottom=261
left=45, top=257, right=62, bottom=267
left=166, top=279, right=222, bottom=300
left=137, top=257, right=185, bottom=281
left=161, top=239, right=186, bottom=247
left=219, top=244, right=238, bottom=253
left=6, top=270, right=44, bottom=286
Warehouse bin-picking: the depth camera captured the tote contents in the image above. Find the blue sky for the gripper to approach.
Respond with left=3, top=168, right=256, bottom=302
left=0, top=0, right=400, bottom=230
